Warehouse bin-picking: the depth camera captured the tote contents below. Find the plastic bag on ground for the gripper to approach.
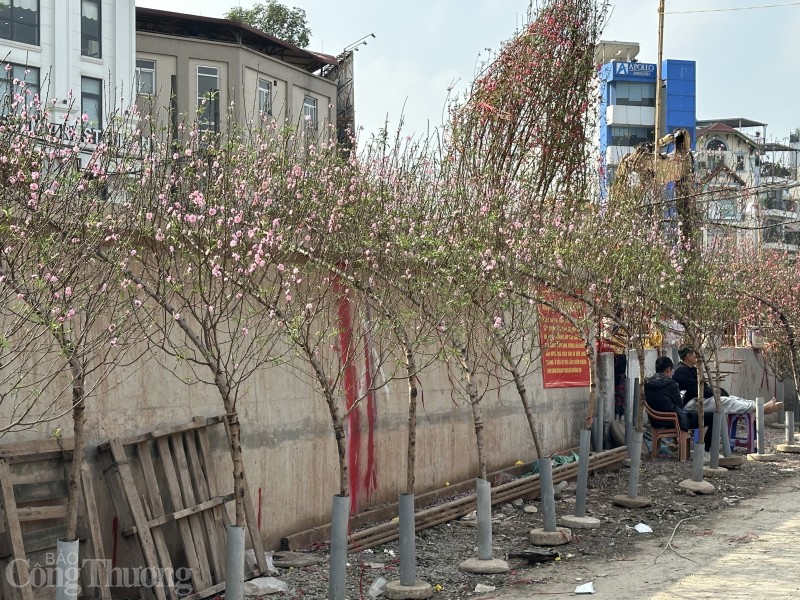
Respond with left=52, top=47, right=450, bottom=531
left=368, top=576, right=387, bottom=597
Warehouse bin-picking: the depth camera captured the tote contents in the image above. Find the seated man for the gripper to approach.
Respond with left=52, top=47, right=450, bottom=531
left=645, top=356, right=713, bottom=451
left=673, top=346, right=783, bottom=415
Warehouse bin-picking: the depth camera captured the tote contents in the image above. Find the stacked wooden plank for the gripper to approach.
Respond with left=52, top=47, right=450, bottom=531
left=0, top=439, right=109, bottom=600
left=97, top=416, right=266, bottom=600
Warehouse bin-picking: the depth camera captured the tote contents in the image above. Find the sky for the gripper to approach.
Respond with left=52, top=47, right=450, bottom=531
left=135, top=0, right=800, bottom=144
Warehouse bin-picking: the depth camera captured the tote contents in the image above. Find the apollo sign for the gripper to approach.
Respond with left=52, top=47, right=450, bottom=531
left=614, top=61, right=656, bottom=79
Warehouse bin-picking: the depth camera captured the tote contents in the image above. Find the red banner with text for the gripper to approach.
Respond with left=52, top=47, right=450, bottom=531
left=538, top=302, right=590, bottom=388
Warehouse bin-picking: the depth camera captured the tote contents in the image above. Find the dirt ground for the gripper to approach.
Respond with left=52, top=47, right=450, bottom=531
left=257, top=424, right=800, bottom=599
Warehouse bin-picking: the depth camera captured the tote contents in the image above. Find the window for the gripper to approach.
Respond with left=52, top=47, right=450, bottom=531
left=705, top=138, right=727, bottom=152
left=610, top=126, right=653, bottom=148
left=302, top=94, right=317, bottom=129
left=763, top=189, right=786, bottom=211
left=709, top=198, right=738, bottom=221
left=613, top=82, right=655, bottom=107
left=81, top=77, right=102, bottom=130
left=0, top=63, right=39, bottom=109
left=136, top=59, right=156, bottom=96
left=0, top=0, right=39, bottom=46
left=764, top=220, right=784, bottom=244
left=81, top=0, right=101, bottom=58
left=197, top=66, right=219, bottom=132
left=257, top=78, right=272, bottom=115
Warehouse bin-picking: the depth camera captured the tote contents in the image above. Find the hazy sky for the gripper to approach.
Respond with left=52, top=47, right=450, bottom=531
left=135, top=0, right=800, bottom=143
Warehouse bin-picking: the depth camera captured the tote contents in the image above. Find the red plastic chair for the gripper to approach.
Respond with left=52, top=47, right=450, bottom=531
left=645, top=403, right=692, bottom=462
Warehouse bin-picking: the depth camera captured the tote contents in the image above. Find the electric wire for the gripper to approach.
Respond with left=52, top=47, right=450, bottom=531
left=666, top=2, right=800, bottom=15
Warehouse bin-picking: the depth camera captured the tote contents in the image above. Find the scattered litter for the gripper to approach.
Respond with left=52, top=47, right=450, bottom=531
left=524, top=505, right=538, bottom=514
left=526, top=452, right=579, bottom=475
left=461, top=510, right=478, bottom=521
left=475, top=583, right=496, bottom=593
left=243, top=577, right=288, bottom=596
left=366, top=562, right=385, bottom=569
left=383, top=549, right=396, bottom=557
left=729, top=532, right=759, bottom=544
left=244, top=550, right=278, bottom=574
left=633, top=523, right=653, bottom=533
left=368, top=576, right=387, bottom=598
left=575, top=581, right=595, bottom=594
left=507, top=549, right=559, bottom=563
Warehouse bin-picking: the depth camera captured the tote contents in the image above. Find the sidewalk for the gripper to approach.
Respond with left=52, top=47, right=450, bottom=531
left=493, top=471, right=800, bottom=599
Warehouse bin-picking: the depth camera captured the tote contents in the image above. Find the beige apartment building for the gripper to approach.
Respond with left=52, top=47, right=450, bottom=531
left=135, top=7, right=337, bottom=137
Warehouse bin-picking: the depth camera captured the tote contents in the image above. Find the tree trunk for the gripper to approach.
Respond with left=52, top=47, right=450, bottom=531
left=227, top=409, right=246, bottom=527
left=509, top=358, right=544, bottom=460
left=636, top=347, right=646, bottom=431
left=214, top=370, right=246, bottom=527
left=65, top=359, right=85, bottom=541
left=494, top=331, right=544, bottom=460
left=307, top=352, right=349, bottom=497
left=403, top=336, right=418, bottom=495
left=710, top=348, right=723, bottom=412
left=460, top=343, right=487, bottom=480
left=585, top=340, right=598, bottom=432
left=329, top=401, right=349, bottom=497
left=696, top=346, right=706, bottom=440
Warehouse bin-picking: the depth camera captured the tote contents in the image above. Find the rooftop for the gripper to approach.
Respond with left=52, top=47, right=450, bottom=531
left=595, top=40, right=640, bottom=65
left=696, top=117, right=767, bottom=129
left=136, top=7, right=337, bottom=74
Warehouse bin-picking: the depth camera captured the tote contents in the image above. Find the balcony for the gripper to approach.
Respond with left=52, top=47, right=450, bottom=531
left=763, top=241, right=799, bottom=253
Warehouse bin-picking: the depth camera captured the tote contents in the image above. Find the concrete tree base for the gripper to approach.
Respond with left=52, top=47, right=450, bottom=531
left=747, top=453, right=778, bottom=462
left=560, top=515, right=600, bottom=530
left=678, top=479, right=715, bottom=494
left=776, top=444, right=800, bottom=453
left=718, top=456, right=743, bottom=468
left=612, top=494, right=651, bottom=508
left=703, top=466, right=729, bottom=478
left=384, top=580, right=434, bottom=600
left=458, top=558, right=510, bottom=574
left=528, top=527, right=571, bottom=546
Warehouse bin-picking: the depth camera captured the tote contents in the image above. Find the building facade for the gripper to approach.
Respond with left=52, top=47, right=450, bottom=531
left=696, top=118, right=800, bottom=251
left=0, top=0, right=135, bottom=138
left=596, top=41, right=697, bottom=201
left=134, top=8, right=338, bottom=137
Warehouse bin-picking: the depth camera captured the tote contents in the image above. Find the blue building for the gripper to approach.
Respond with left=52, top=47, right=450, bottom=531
left=596, top=41, right=696, bottom=201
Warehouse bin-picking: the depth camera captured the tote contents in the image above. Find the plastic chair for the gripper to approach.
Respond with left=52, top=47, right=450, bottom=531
left=645, top=403, right=692, bottom=462
left=728, top=412, right=755, bottom=453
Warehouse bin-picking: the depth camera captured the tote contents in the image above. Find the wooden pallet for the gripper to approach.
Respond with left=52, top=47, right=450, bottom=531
left=0, top=438, right=110, bottom=600
left=97, top=416, right=267, bottom=600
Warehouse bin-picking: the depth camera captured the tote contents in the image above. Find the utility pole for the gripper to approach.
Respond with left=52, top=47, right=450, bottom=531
left=654, top=0, right=665, bottom=166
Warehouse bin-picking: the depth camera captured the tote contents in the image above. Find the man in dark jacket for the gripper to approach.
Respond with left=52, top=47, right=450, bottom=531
left=645, top=356, right=712, bottom=451
left=672, top=346, right=726, bottom=403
